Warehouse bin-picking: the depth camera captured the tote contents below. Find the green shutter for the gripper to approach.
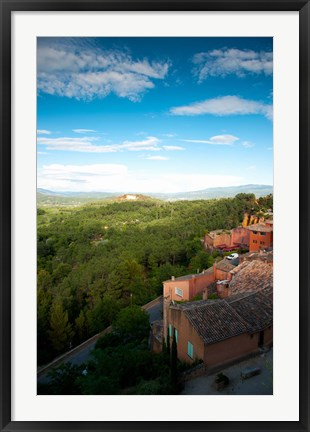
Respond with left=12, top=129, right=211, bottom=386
left=187, top=341, right=193, bottom=358
left=169, top=324, right=172, bottom=337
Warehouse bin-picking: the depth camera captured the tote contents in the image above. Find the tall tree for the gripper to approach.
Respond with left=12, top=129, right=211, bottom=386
left=113, top=305, right=150, bottom=342
left=48, top=300, right=74, bottom=352
left=166, top=328, right=170, bottom=358
left=170, top=329, right=178, bottom=393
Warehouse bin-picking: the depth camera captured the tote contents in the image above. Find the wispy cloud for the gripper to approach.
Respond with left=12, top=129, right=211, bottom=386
left=73, top=129, right=97, bottom=134
left=121, top=137, right=161, bottom=152
left=37, top=129, right=51, bottom=135
left=170, top=96, right=273, bottom=120
left=163, top=145, right=185, bottom=151
left=37, top=135, right=162, bottom=153
left=193, top=48, right=273, bottom=82
left=38, top=163, right=243, bottom=193
left=146, top=156, right=169, bottom=160
left=37, top=40, right=170, bottom=102
left=38, top=163, right=128, bottom=191
left=242, top=141, right=255, bottom=148
left=182, top=134, right=239, bottom=146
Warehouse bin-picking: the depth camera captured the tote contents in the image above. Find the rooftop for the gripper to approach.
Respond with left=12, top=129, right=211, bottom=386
left=239, top=250, right=273, bottom=264
left=164, top=266, right=214, bottom=283
left=247, top=223, right=273, bottom=233
left=172, top=291, right=273, bottom=345
left=206, top=230, right=230, bottom=239
left=215, top=259, right=236, bottom=272
left=183, top=301, right=249, bottom=344
left=228, top=259, right=273, bottom=296
left=226, top=292, right=273, bottom=333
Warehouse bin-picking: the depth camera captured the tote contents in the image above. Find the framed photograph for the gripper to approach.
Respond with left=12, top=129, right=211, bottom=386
left=1, top=0, right=309, bottom=431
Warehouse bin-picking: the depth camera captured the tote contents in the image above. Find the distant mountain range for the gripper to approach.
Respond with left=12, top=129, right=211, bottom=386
left=150, top=184, right=273, bottom=201
left=37, top=184, right=273, bottom=206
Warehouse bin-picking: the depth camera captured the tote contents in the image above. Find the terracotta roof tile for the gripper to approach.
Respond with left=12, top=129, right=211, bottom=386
left=247, top=223, right=273, bottom=232
left=183, top=301, right=248, bottom=344
left=215, top=259, right=236, bottom=272
left=226, top=292, right=273, bottom=332
left=229, top=260, right=273, bottom=295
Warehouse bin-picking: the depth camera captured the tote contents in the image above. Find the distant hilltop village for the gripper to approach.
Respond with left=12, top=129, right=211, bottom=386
left=116, top=194, right=153, bottom=201
left=151, top=218, right=273, bottom=372
left=204, top=216, right=273, bottom=253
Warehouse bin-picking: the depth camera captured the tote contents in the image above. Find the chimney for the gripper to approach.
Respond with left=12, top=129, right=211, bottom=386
left=203, top=287, right=208, bottom=300
left=171, top=276, right=175, bottom=281
left=216, top=280, right=230, bottom=298
left=223, top=283, right=230, bottom=298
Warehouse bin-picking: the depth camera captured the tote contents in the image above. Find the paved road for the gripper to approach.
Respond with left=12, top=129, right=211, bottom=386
left=182, top=348, right=273, bottom=395
left=69, top=300, right=163, bottom=366
left=147, top=300, right=163, bottom=322
left=38, top=297, right=163, bottom=383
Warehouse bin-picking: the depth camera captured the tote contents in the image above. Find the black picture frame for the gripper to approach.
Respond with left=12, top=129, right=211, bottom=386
left=1, top=1, right=309, bottom=431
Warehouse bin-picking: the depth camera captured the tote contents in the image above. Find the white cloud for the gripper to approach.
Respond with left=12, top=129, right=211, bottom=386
left=209, top=135, right=239, bottom=145
left=146, top=156, right=169, bottom=160
left=37, top=129, right=51, bottom=135
left=38, top=162, right=243, bottom=193
left=121, top=136, right=161, bottom=151
left=73, top=129, right=96, bottom=134
left=182, top=134, right=239, bottom=146
left=38, top=163, right=128, bottom=192
left=37, top=135, right=161, bottom=153
left=162, top=133, right=177, bottom=138
left=37, top=41, right=170, bottom=101
left=193, top=48, right=273, bottom=82
left=242, top=141, right=255, bottom=148
left=170, top=96, right=273, bottom=120
left=163, top=145, right=185, bottom=151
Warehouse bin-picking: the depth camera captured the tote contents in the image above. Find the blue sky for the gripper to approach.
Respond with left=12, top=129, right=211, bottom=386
left=37, top=37, right=273, bottom=193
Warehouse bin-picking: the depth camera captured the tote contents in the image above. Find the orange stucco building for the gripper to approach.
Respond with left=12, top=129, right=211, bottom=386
left=204, top=226, right=250, bottom=251
left=167, top=291, right=272, bottom=368
left=163, top=268, right=215, bottom=303
left=247, top=221, right=273, bottom=252
left=163, top=258, right=235, bottom=303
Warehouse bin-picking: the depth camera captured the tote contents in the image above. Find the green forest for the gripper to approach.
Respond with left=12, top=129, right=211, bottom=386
left=37, top=193, right=273, bottom=367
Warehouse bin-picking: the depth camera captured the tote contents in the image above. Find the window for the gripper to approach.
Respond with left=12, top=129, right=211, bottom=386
left=260, top=241, right=265, bottom=245
left=253, top=230, right=257, bottom=234
left=169, top=324, right=172, bottom=337
left=175, top=287, right=183, bottom=297
left=253, top=240, right=257, bottom=244
left=260, top=232, right=266, bottom=236
left=187, top=341, right=194, bottom=359
left=175, top=329, right=178, bottom=344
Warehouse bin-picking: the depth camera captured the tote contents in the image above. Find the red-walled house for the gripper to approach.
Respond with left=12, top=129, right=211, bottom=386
left=204, top=227, right=250, bottom=251
left=163, top=267, right=215, bottom=303
left=247, top=221, right=273, bottom=252
left=163, top=258, right=235, bottom=303
left=167, top=291, right=272, bottom=368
